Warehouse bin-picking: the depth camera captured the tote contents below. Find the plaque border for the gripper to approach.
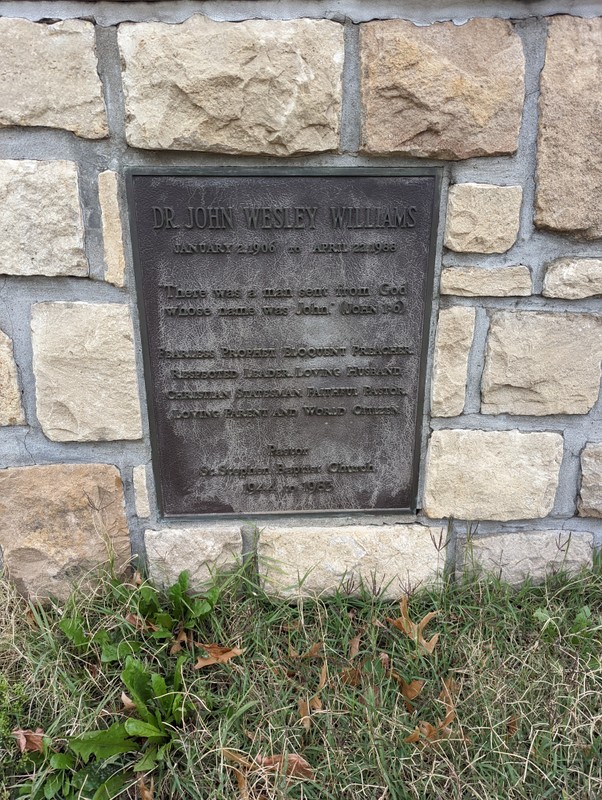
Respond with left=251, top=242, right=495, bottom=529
left=126, top=166, right=442, bottom=520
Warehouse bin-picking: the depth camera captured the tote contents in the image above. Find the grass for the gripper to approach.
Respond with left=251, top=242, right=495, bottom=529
left=0, top=563, right=600, bottom=799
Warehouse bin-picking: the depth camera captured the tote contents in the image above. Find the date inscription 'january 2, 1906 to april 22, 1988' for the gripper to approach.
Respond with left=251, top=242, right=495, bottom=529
left=127, top=169, right=440, bottom=516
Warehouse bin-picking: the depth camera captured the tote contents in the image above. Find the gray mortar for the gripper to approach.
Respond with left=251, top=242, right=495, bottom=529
left=1, top=0, right=602, bottom=26
left=0, top=1, right=601, bottom=582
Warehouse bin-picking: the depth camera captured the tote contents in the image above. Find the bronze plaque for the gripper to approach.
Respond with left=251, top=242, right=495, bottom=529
left=127, top=169, right=440, bottom=516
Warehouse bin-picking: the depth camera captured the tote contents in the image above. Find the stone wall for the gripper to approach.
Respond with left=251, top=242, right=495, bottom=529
left=0, top=0, right=601, bottom=600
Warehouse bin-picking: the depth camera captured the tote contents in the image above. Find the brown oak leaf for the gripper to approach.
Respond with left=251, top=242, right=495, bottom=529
left=387, top=596, right=440, bottom=654
left=12, top=728, right=45, bottom=754
left=256, top=753, right=314, bottom=779
left=194, top=643, right=244, bottom=669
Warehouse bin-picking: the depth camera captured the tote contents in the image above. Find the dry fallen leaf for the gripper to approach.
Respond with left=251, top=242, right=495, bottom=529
left=298, top=698, right=311, bottom=731
left=194, top=643, right=245, bottom=669
left=121, top=692, right=137, bottom=713
left=317, top=660, right=328, bottom=692
left=404, top=678, right=458, bottom=746
left=404, top=718, right=451, bottom=745
left=378, top=652, right=390, bottom=671
left=303, top=642, right=324, bottom=659
left=222, top=749, right=255, bottom=770
left=125, top=612, right=159, bottom=632
left=256, top=753, right=314, bottom=780
left=349, top=632, right=362, bottom=660
left=388, top=669, right=424, bottom=711
left=506, top=714, right=518, bottom=739
left=387, top=596, right=440, bottom=654
left=341, top=664, right=363, bottom=686
left=12, top=728, right=45, bottom=754
left=137, top=774, right=154, bottom=800
left=233, top=767, right=250, bottom=800
left=289, top=641, right=323, bottom=660
left=170, top=628, right=191, bottom=655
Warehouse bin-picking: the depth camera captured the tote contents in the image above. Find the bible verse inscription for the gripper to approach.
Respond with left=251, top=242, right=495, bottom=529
left=128, top=170, right=439, bottom=516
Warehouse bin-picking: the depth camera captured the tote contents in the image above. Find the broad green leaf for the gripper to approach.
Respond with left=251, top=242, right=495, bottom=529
left=137, top=586, right=160, bottom=617
left=150, top=673, right=171, bottom=716
left=124, top=718, right=166, bottom=741
left=154, top=612, right=175, bottom=630
left=168, top=572, right=188, bottom=618
left=191, top=599, right=212, bottom=618
left=132, top=746, right=158, bottom=772
left=572, top=605, right=592, bottom=633
left=91, top=773, right=128, bottom=800
left=150, top=629, right=173, bottom=640
left=173, top=654, right=188, bottom=693
left=205, top=586, right=220, bottom=606
left=90, top=629, right=110, bottom=646
left=49, top=752, right=75, bottom=771
left=120, top=658, right=155, bottom=723
left=68, top=724, right=138, bottom=764
left=59, top=617, right=87, bottom=648
left=100, top=640, right=141, bottom=664
left=43, top=773, right=62, bottom=799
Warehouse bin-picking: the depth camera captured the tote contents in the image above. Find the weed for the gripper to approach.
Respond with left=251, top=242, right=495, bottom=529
left=0, top=565, right=600, bottom=799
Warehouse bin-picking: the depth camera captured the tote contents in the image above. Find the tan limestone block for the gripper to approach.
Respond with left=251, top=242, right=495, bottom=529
left=423, top=429, right=563, bottom=521
left=0, top=329, right=25, bottom=426
left=258, top=525, right=445, bottom=598
left=31, top=302, right=142, bottom=442
left=445, top=183, right=522, bottom=254
left=543, top=258, right=602, bottom=299
left=441, top=266, right=532, bottom=297
left=133, top=465, right=150, bottom=518
left=458, top=530, right=593, bottom=586
left=482, top=312, right=602, bottom=416
left=0, top=18, right=108, bottom=139
left=431, top=306, right=476, bottom=417
left=118, top=16, right=343, bottom=155
left=145, top=527, right=241, bottom=590
left=0, top=464, right=131, bottom=600
left=360, top=18, right=524, bottom=159
left=578, top=443, right=602, bottom=518
left=99, top=171, right=126, bottom=288
left=536, top=17, right=602, bottom=239
left=0, top=160, right=88, bottom=277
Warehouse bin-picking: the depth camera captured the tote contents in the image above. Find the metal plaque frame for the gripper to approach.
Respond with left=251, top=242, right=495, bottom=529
left=126, top=166, right=442, bottom=519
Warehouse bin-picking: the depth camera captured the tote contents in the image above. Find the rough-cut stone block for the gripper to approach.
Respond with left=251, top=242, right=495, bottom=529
left=536, top=17, right=602, bottom=239
left=0, top=464, right=130, bottom=600
left=445, top=183, right=522, bottom=253
left=578, top=443, right=602, bottom=518
left=431, top=306, right=475, bottom=417
left=99, top=171, right=126, bottom=288
left=0, top=18, right=108, bottom=139
left=0, top=160, right=88, bottom=277
left=145, top=527, right=241, bottom=590
left=0, top=329, right=24, bottom=426
left=31, top=303, right=142, bottom=442
left=133, top=465, right=150, bottom=518
left=458, top=530, right=594, bottom=586
left=441, top=266, right=531, bottom=297
left=118, top=16, right=343, bottom=155
left=423, top=429, right=563, bottom=521
left=482, top=312, right=602, bottom=416
left=543, top=258, right=602, bottom=299
left=258, top=525, right=445, bottom=598
left=360, top=18, right=524, bottom=159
